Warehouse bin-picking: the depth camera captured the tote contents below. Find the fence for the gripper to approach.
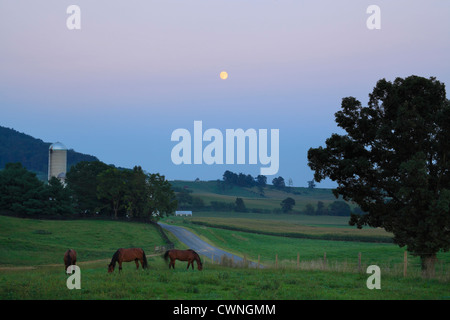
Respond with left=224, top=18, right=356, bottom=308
left=198, top=251, right=449, bottom=280
left=154, top=244, right=175, bottom=253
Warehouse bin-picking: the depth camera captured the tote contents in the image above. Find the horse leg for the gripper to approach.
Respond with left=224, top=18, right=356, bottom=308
left=186, top=261, right=190, bottom=270
left=191, top=260, right=194, bottom=270
left=135, top=259, right=139, bottom=269
left=119, top=261, right=123, bottom=273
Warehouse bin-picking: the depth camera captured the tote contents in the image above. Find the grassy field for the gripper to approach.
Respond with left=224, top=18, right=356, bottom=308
left=175, top=213, right=393, bottom=242
left=0, top=215, right=179, bottom=267
left=161, top=212, right=450, bottom=279
left=1, top=215, right=449, bottom=300
left=2, top=258, right=450, bottom=300
left=170, top=180, right=348, bottom=212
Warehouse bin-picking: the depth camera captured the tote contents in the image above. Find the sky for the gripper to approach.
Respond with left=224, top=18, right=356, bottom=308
left=1, top=1, right=449, bottom=188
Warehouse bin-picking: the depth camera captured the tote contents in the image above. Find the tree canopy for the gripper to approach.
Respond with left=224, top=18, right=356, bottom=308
left=307, top=75, right=450, bottom=276
left=66, top=160, right=110, bottom=214
left=281, top=197, right=295, bottom=213
left=0, top=160, right=177, bottom=221
left=0, top=163, right=75, bottom=216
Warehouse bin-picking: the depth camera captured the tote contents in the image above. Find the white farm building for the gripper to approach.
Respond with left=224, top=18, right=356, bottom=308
left=175, top=211, right=192, bottom=217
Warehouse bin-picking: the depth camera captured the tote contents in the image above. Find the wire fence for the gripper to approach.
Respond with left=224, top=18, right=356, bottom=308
left=198, top=251, right=450, bottom=281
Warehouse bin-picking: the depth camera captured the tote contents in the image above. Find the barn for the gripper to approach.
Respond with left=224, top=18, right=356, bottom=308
left=175, top=211, right=192, bottom=217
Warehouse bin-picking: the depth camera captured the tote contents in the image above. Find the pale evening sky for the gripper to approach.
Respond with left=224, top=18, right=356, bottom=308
left=1, top=1, right=449, bottom=188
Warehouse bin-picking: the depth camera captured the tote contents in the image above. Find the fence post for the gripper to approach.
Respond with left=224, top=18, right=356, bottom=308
left=297, top=252, right=300, bottom=270
left=403, top=251, right=407, bottom=277
left=323, top=252, right=327, bottom=268
left=258, top=255, right=260, bottom=269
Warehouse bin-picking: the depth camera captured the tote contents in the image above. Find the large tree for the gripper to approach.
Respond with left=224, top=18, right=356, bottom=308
left=146, top=173, right=178, bottom=220
left=308, top=76, right=450, bottom=277
left=0, top=162, right=47, bottom=215
left=281, top=197, right=295, bottom=213
left=97, top=167, right=127, bottom=219
left=66, top=161, right=110, bottom=214
left=272, top=176, right=285, bottom=189
left=46, top=177, right=76, bottom=215
left=123, top=166, right=149, bottom=218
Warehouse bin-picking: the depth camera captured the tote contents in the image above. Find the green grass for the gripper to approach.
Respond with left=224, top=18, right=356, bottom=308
left=1, top=215, right=449, bottom=300
left=170, top=180, right=349, bottom=212
left=0, top=215, right=174, bottom=266
left=183, top=215, right=393, bottom=242
left=1, top=256, right=450, bottom=300
left=1, top=258, right=449, bottom=300
left=161, top=212, right=450, bottom=280
left=164, top=211, right=394, bottom=243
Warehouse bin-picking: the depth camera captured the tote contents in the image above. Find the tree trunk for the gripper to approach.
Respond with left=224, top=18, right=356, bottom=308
left=420, top=253, right=437, bottom=278
left=113, top=199, right=119, bottom=219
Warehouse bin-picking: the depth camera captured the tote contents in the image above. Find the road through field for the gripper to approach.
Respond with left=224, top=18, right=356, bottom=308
left=159, top=223, right=260, bottom=268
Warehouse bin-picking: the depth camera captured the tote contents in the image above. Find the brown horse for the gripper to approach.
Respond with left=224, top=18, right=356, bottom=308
left=64, top=249, right=77, bottom=271
left=164, top=249, right=203, bottom=271
left=108, top=248, right=148, bottom=273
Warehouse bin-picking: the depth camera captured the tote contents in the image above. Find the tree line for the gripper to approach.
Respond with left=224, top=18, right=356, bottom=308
left=222, top=170, right=267, bottom=188
left=281, top=198, right=358, bottom=216
left=220, top=170, right=296, bottom=195
left=0, top=161, right=177, bottom=220
left=220, top=170, right=315, bottom=191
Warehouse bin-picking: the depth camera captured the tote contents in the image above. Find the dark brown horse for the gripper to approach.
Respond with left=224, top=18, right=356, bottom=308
left=64, top=249, right=77, bottom=271
left=164, top=249, right=203, bottom=271
left=108, top=248, right=148, bottom=273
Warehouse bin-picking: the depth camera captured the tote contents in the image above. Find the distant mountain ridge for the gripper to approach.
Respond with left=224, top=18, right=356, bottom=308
left=0, top=126, right=98, bottom=179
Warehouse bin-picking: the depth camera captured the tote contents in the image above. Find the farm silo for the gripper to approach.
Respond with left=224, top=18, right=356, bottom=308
left=48, top=142, right=67, bottom=183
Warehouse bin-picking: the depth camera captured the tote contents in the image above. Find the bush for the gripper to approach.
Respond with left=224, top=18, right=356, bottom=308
left=235, top=198, right=247, bottom=212
left=281, top=197, right=295, bottom=213
left=210, top=201, right=234, bottom=211
left=328, top=201, right=351, bottom=216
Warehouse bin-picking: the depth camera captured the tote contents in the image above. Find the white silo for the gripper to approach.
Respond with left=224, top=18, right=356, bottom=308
left=48, top=142, right=67, bottom=183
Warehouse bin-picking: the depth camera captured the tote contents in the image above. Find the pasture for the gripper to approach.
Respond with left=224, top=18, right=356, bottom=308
left=2, top=258, right=450, bottom=300
left=0, top=215, right=449, bottom=300
left=170, top=180, right=346, bottom=212
left=164, top=212, right=450, bottom=278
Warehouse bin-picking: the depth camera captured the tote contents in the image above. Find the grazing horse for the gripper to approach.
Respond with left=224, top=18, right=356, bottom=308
left=108, top=248, right=148, bottom=273
left=64, top=249, right=77, bottom=271
left=164, top=249, right=203, bottom=271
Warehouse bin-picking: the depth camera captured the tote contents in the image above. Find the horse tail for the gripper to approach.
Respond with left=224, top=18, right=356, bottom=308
left=163, top=250, right=170, bottom=263
left=142, top=249, right=148, bottom=269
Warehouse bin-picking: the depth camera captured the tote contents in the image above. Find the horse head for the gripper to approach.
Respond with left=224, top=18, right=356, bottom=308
left=196, top=254, right=203, bottom=271
left=107, top=263, right=115, bottom=273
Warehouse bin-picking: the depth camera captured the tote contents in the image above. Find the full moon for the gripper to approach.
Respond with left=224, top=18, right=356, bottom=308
left=220, top=71, right=228, bottom=80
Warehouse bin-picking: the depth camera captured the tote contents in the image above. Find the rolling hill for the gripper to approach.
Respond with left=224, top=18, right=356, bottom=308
left=170, top=179, right=351, bottom=214
left=0, top=126, right=98, bottom=180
